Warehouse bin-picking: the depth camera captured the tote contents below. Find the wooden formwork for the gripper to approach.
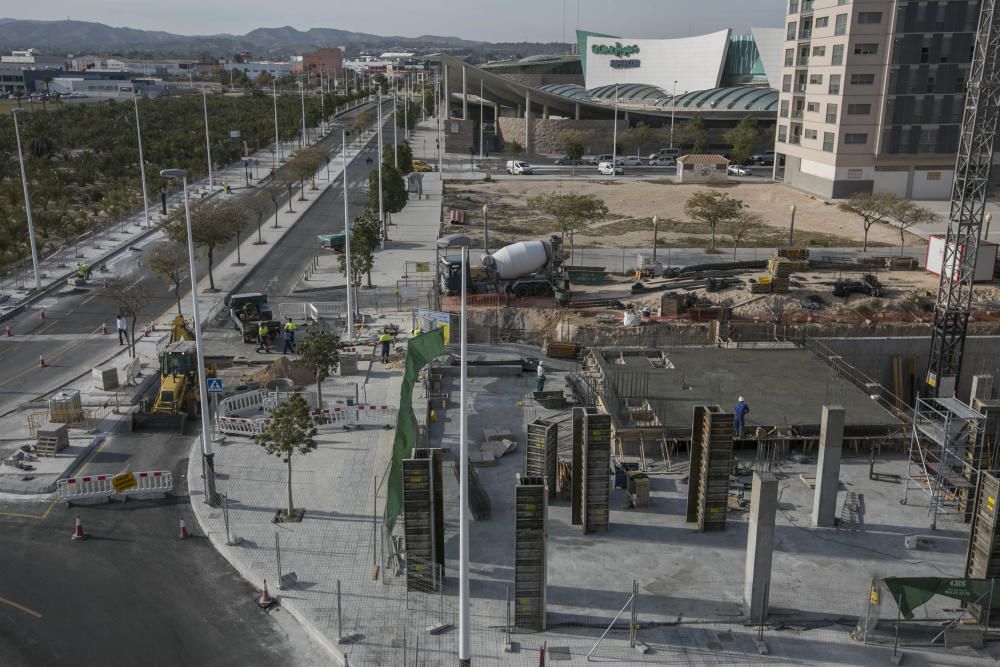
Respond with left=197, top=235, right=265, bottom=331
left=966, top=472, right=1000, bottom=624
left=685, top=405, right=734, bottom=531
left=403, top=448, right=444, bottom=592
left=514, top=474, right=548, bottom=631
left=526, top=420, right=558, bottom=499
left=583, top=412, right=612, bottom=534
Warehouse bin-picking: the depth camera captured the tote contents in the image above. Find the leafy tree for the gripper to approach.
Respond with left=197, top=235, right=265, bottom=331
left=504, top=141, right=523, bottom=159
left=368, top=164, right=408, bottom=223
left=396, top=140, right=414, bottom=175
left=254, top=393, right=318, bottom=518
left=105, top=272, right=148, bottom=359
left=838, top=191, right=900, bottom=252
left=724, top=117, right=761, bottom=165
left=731, top=210, right=765, bottom=260
left=558, top=131, right=586, bottom=176
left=287, top=147, right=324, bottom=198
left=164, top=198, right=243, bottom=291
left=625, top=121, right=652, bottom=157
left=684, top=191, right=744, bottom=253
left=422, top=87, right=436, bottom=116
left=148, top=241, right=188, bottom=315
left=528, top=192, right=609, bottom=257
left=355, top=210, right=383, bottom=288
left=890, top=200, right=935, bottom=256
left=338, top=225, right=372, bottom=291
left=296, top=330, right=340, bottom=409
left=675, top=117, right=709, bottom=153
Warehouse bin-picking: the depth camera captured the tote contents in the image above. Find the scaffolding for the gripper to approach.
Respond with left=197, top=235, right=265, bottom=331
left=903, top=396, right=986, bottom=529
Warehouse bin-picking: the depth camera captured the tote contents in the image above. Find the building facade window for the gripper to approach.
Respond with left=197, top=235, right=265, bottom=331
left=804, top=129, right=818, bottom=139
left=844, top=133, right=868, bottom=144
left=782, top=74, right=792, bottom=92
left=919, top=128, right=938, bottom=153
left=789, top=0, right=799, bottom=13
left=826, top=103, right=838, bottom=122
left=835, top=14, right=848, bottom=35
left=787, top=21, right=797, bottom=40
left=858, top=11, right=882, bottom=24
left=823, top=132, right=835, bottom=151
left=854, top=43, right=878, bottom=55
left=815, top=16, right=829, bottom=28
left=778, top=125, right=788, bottom=142
left=837, top=0, right=848, bottom=4
left=812, top=45, right=826, bottom=57
left=828, top=74, right=841, bottom=94
left=809, top=73, right=824, bottom=85
left=807, top=101, right=820, bottom=112
left=847, top=103, right=871, bottom=115
left=850, top=73, right=875, bottom=85
left=784, top=48, right=794, bottom=66
left=780, top=100, right=790, bottom=117
left=832, top=44, right=844, bottom=65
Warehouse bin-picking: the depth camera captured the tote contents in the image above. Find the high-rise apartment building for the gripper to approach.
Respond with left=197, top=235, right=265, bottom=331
left=775, top=0, right=979, bottom=199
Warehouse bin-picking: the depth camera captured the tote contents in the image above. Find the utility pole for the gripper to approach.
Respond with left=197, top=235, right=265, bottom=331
left=377, top=94, right=386, bottom=248
left=202, top=88, right=213, bottom=190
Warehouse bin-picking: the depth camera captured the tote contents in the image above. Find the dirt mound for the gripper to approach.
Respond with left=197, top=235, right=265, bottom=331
left=252, top=356, right=315, bottom=387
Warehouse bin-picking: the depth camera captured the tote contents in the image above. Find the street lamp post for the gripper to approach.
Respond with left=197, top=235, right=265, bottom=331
left=132, top=88, right=151, bottom=228
left=670, top=80, right=677, bottom=150
left=393, top=89, right=399, bottom=169
left=788, top=204, right=796, bottom=247
left=377, top=94, right=386, bottom=248
left=299, top=78, right=307, bottom=148
left=479, top=78, right=485, bottom=165
left=272, top=77, right=281, bottom=169
left=332, top=123, right=353, bottom=342
left=11, top=108, right=41, bottom=290
left=612, top=83, right=619, bottom=178
left=159, top=168, right=220, bottom=508
left=483, top=204, right=489, bottom=252
left=202, top=88, right=213, bottom=190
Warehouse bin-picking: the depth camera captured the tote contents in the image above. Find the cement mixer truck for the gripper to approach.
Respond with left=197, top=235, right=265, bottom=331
left=439, top=236, right=566, bottom=298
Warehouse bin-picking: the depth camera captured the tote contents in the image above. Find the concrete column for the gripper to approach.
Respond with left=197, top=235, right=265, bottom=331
left=575, top=103, right=581, bottom=120
left=624, top=111, right=630, bottom=124
left=524, top=90, right=531, bottom=153
left=462, top=65, right=468, bottom=120
left=743, top=471, right=778, bottom=623
left=516, top=103, right=522, bottom=118
left=542, top=105, right=549, bottom=119
left=442, top=64, right=450, bottom=119
left=811, top=405, right=846, bottom=528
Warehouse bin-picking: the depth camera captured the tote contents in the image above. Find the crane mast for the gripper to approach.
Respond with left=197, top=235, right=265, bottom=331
left=925, top=0, right=1000, bottom=397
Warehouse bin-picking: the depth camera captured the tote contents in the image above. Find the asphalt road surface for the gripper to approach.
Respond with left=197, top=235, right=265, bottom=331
left=0, top=101, right=384, bottom=417
left=0, top=431, right=328, bottom=667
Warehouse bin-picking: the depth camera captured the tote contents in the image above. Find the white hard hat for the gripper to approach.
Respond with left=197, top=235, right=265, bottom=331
left=738, top=396, right=744, bottom=402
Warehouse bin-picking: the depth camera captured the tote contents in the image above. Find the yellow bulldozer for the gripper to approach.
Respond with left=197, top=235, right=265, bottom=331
left=133, top=341, right=215, bottom=433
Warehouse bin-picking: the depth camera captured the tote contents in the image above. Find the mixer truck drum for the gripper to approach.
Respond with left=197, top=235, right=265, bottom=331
left=481, top=255, right=496, bottom=268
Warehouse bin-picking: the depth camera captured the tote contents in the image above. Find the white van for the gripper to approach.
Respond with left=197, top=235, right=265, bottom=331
left=505, top=160, right=534, bottom=175
left=597, top=161, right=624, bottom=176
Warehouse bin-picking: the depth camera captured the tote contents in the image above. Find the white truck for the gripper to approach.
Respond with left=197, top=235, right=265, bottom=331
left=439, top=237, right=565, bottom=298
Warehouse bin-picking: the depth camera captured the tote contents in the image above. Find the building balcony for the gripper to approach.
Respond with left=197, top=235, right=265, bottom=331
left=798, top=29, right=812, bottom=40
left=789, top=136, right=802, bottom=145
left=801, top=1, right=814, bottom=14
left=791, top=111, right=804, bottom=119
left=796, top=58, right=809, bottom=67
left=792, top=84, right=807, bottom=94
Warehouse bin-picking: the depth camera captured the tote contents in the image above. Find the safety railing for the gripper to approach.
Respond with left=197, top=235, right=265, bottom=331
left=216, top=398, right=397, bottom=436
left=57, top=470, right=174, bottom=502
left=278, top=303, right=308, bottom=321
left=218, top=389, right=267, bottom=417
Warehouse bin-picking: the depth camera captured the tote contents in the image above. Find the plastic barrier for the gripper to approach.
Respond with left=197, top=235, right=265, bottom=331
left=217, top=416, right=269, bottom=436
left=121, top=470, right=174, bottom=497
left=57, top=474, right=114, bottom=501
left=310, top=407, right=352, bottom=429
left=278, top=303, right=307, bottom=321
left=352, top=405, right=399, bottom=428
left=218, top=389, right=267, bottom=417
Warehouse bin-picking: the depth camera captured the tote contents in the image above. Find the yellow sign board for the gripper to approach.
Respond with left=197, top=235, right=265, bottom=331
left=112, top=472, right=137, bottom=494
left=413, top=262, right=430, bottom=273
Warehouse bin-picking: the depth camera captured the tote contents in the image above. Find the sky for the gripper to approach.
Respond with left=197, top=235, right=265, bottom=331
left=14, top=0, right=785, bottom=42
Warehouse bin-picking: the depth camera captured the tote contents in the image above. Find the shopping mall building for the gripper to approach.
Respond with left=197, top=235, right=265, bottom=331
left=435, top=28, right=784, bottom=155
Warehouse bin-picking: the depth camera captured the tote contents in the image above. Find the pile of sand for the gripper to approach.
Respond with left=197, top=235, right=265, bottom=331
left=251, top=356, right=315, bottom=387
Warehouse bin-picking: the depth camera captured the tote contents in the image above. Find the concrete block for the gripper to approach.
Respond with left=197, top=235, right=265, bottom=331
left=812, top=405, right=846, bottom=528
left=944, top=626, right=984, bottom=649
left=92, top=366, right=120, bottom=391
left=426, top=622, right=451, bottom=635
left=744, top=471, right=778, bottom=622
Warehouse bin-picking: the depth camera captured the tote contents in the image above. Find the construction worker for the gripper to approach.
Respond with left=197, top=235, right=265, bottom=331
left=282, top=318, right=297, bottom=354
left=256, top=322, right=270, bottom=353
left=734, top=396, right=750, bottom=438
left=378, top=331, right=394, bottom=363
left=536, top=360, right=546, bottom=392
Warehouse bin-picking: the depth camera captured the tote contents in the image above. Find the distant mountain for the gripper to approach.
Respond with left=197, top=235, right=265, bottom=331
left=0, top=19, right=567, bottom=60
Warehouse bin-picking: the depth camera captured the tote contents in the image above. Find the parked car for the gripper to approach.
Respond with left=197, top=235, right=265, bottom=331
left=554, top=156, right=584, bottom=166
left=727, top=164, right=753, bottom=177
left=753, top=150, right=776, bottom=166
left=597, top=161, right=624, bottom=176
left=411, top=159, right=433, bottom=172
left=648, top=148, right=681, bottom=161
left=620, top=156, right=643, bottom=167
left=506, top=160, right=534, bottom=175
left=649, top=157, right=676, bottom=167
left=594, top=154, right=614, bottom=164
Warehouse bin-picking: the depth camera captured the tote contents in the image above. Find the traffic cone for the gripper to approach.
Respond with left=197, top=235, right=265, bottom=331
left=101, top=322, right=108, bottom=335
left=71, top=515, right=88, bottom=541
left=4, top=325, right=10, bottom=337
left=102, top=278, right=109, bottom=288
left=38, top=354, right=47, bottom=368
left=40, top=307, right=45, bottom=320
left=178, top=517, right=190, bottom=540
left=143, top=325, right=149, bottom=337
left=258, top=579, right=275, bottom=608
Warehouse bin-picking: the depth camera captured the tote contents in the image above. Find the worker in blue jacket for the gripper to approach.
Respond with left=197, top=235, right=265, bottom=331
left=734, top=396, right=750, bottom=438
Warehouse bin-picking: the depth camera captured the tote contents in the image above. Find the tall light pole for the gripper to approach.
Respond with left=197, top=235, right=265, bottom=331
left=377, top=94, right=386, bottom=248
left=11, top=108, right=41, bottom=290
left=483, top=204, right=489, bottom=252
left=393, top=89, right=399, bottom=168
left=272, top=75, right=281, bottom=169
left=319, top=69, right=326, bottom=136
left=332, top=123, right=353, bottom=341
left=404, top=73, right=410, bottom=140
left=458, top=246, right=471, bottom=667
left=299, top=77, right=307, bottom=148
left=202, top=88, right=213, bottom=190
left=132, top=88, right=151, bottom=228
left=670, top=80, right=677, bottom=150
left=159, top=168, right=220, bottom=508
left=479, top=78, right=484, bottom=164
left=611, top=83, right=619, bottom=177
left=436, top=76, right=443, bottom=176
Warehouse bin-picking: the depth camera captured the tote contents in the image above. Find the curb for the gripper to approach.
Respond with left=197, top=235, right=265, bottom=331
left=185, top=437, right=348, bottom=667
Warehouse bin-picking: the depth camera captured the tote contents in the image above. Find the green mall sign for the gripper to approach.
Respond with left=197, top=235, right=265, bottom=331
left=591, top=42, right=641, bottom=58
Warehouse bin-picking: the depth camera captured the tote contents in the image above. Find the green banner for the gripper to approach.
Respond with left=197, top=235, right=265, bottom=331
left=883, top=577, right=1000, bottom=620
left=386, top=328, right=446, bottom=522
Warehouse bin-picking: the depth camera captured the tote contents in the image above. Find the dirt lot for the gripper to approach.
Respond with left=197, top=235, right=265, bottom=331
left=444, top=179, right=924, bottom=250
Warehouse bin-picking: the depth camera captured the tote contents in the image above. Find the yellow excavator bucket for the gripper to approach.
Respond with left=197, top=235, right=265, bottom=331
left=153, top=373, right=188, bottom=413
left=170, top=315, right=194, bottom=343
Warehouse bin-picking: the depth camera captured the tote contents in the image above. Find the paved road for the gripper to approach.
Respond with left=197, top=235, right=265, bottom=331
left=0, top=101, right=382, bottom=416
left=0, top=431, right=327, bottom=666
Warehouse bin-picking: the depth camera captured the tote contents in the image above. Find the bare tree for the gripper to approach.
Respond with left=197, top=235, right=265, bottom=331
left=246, top=188, right=273, bottom=244
left=105, top=273, right=149, bottom=358
left=148, top=242, right=188, bottom=315
left=838, top=192, right=900, bottom=253
left=731, top=210, right=765, bottom=260
left=891, top=200, right=935, bottom=256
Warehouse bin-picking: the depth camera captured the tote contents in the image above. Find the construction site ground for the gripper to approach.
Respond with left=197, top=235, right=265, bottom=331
left=443, top=179, right=924, bottom=250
